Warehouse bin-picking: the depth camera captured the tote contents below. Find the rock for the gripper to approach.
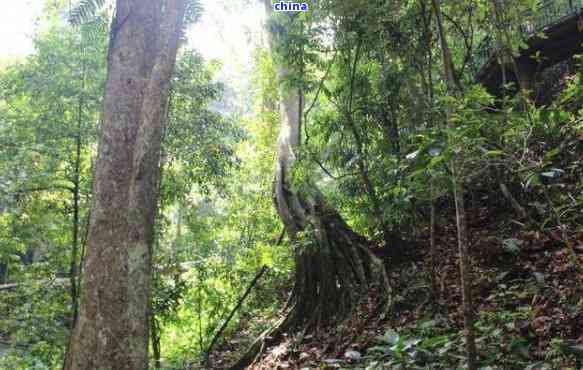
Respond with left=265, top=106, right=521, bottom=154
left=344, top=350, right=362, bottom=362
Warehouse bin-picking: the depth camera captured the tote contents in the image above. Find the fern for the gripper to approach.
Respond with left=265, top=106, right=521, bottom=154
left=181, top=0, right=204, bottom=40
left=69, top=0, right=107, bottom=26
left=69, top=0, right=203, bottom=32
left=184, top=0, right=204, bottom=27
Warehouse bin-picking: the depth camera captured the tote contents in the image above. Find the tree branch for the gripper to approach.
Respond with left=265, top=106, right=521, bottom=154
left=205, top=266, right=269, bottom=364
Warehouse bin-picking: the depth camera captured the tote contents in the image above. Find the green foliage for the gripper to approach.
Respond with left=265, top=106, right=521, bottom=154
left=146, top=42, right=292, bottom=366
left=183, top=0, right=204, bottom=29
left=0, top=13, right=108, bottom=367
left=163, top=50, right=243, bottom=197
left=68, top=0, right=106, bottom=26
left=68, top=0, right=203, bottom=36
left=363, top=306, right=580, bottom=369
left=2, top=0, right=583, bottom=368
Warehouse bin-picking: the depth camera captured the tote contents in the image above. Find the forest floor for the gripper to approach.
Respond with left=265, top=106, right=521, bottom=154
left=212, top=190, right=583, bottom=369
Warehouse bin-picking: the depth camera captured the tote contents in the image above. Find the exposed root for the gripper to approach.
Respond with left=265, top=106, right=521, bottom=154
left=228, top=205, right=399, bottom=369
left=228, top=309, right=293, bottom=370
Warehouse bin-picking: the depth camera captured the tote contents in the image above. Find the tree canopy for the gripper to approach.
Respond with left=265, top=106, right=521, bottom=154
left=0, top=0, right=582, bottom=369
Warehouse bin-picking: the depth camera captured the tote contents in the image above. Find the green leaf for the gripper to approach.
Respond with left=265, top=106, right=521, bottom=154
left=540, top=168, right=564, bottom=178
left=405, top=150, right=420, bottom=160
left=69, top=0, right=106, bottom=26
left=420, top=335, right=449, bottom=348
left=419, top=319, right=437, bottom=329
left=502, top=238, right=523, bottom=254
left=544, top=148, right=560, bottom=159
left=377, top=329, right=400, bottom=345
left=485, top=150, right=505, bottom=157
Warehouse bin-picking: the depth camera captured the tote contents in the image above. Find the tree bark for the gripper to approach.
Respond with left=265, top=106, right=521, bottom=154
left=63, top=1, right=186, bottom=369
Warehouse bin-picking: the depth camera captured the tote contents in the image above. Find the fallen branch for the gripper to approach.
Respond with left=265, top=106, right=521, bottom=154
left=0, top=283, right=18, bottom=292
left=275, top=227, right=286, bottom=246
left=0, top=340, right=29, bottom=349
left=500, top=183, right=528, bottom=219
left=205, top=265, right=268, bottom=364
left=228, top=310, right=292, bottom=370
left=0, top=278, right=69, bottom=292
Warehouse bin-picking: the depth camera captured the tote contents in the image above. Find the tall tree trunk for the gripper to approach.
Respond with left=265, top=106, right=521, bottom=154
left=64, top=1, right=186, bottom=369
left=264, top=0, right=391, bottom=330
left=430, top=0, right=477, bottom=368
left=418, top=0, right=439, bottom=301
left=231, top=4, right=403, bottom=368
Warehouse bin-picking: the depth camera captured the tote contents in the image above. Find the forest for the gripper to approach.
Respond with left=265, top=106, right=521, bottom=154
left=0, top=0, right=582, bottom=369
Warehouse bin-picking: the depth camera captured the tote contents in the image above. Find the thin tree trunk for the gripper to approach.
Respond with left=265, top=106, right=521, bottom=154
left=430, top=0, right=477, bottom=368
left=491, top=0, right=535, bottom=102
left=69, top=56, right=85, bottom=328
left=418, top=0, right=439, bottom=301
left=149, top=90, right=174, bottom=370
left=344, top=39, right=398, bottom=247
left=262, top=0, right=396, bottom=332
left=151, top=317, right=162, bottom=370
left=63, top=1, right=187, bottom=369
left=265, top=0, right=391, bottom=324
left=198, top=282, right=204, bottom=355
left=451, top=170, right=478, bottom=369
left=378, top=100, right=401, bottom=156
left=206, top=266, right=268, bottom=364
left=0, top=263, right=7, bottom=285
left=429, top=185, right=438, bottom=299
